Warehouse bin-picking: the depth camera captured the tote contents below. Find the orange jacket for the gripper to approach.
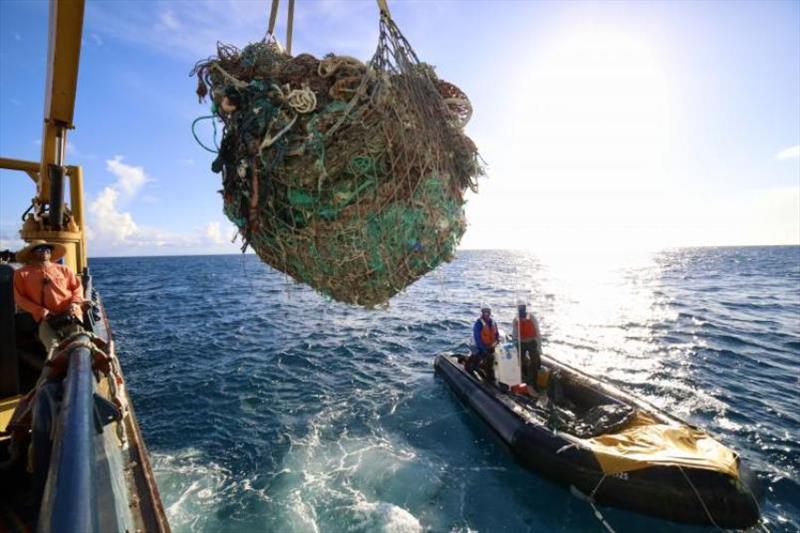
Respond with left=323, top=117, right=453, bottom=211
left=478, top=318, right=498, bottom=349
left=513, top=313, right=540, bottom=342
left=517, top=316, right=537, bottom=340
left=13, top=262, right=84, bottom=322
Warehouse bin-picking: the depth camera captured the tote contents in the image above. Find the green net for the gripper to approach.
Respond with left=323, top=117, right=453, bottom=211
left=192, top=13, right=482, bottom=306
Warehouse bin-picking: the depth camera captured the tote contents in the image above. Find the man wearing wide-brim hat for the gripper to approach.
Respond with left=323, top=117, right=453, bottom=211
left=13, top=240, right=86, bottom=351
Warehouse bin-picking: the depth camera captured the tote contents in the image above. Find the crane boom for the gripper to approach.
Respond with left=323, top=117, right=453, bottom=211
left=0, top=0, right=87, bottom=273
left=39, top=0, right=85, bottom=198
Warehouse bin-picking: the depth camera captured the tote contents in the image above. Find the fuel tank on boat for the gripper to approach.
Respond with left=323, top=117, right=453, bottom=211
left=434, top=353, right=763, bottom=529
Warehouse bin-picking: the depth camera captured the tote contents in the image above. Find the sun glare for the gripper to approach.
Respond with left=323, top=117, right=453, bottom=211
left=529, top=30, right=669, bottom=184
left=465, top=28, right=675, bottom=253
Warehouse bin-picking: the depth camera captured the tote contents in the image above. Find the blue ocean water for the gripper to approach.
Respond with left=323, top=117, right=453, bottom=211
left=91, top=246, right=800, bottom=532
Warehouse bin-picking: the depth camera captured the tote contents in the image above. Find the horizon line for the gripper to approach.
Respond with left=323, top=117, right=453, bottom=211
left=82, top=243, right=800, bottom=261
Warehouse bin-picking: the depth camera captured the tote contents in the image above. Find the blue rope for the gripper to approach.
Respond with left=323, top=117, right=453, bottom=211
left=192, top=114, right=219, bottom=153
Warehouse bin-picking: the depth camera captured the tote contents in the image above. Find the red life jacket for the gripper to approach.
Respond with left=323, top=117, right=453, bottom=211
left=518, top=315, right=538, bottom=340
left=480, top=318, right=497, bottom=347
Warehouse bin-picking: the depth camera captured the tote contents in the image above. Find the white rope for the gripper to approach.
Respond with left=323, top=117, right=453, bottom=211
left=210, top=62, right=248, bottom=89
left=572, top=475, right=615, bottom=533
left=589, top=475, right=616, bottom=533
left=678, top=466, right=724, bottom=531
left=589, top=499, right=616, bottom=533
left=259, top=112, right=297, bottom=151
left=286, top=85, right=317, bottom=114
left=270, top=82, right=317, bottom=115
left=556, top=443, right=578, bottom=455
left=590, top=474, right=607, bottom=499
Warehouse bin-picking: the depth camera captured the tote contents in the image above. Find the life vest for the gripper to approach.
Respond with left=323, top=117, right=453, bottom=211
left=517, top=315, right=538, bottom=340
left=480, top=318, right=497, bottom=347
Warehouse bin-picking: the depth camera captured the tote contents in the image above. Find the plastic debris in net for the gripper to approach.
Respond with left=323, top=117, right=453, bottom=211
left=191, top=13, right=483, bottom=307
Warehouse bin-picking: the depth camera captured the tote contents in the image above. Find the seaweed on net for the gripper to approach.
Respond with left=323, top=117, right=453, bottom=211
left=191, top=12, right=483, bottom=307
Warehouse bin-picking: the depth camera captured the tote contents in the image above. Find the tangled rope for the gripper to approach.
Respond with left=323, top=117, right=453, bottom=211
left=211, top=62, right=247, bottom=89
left=318, top=55, right=364, bottom=77
left=286, top=85, right=317, bottom=113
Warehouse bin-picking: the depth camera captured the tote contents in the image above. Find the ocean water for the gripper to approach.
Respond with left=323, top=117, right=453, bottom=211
left=90, top=246, right=800, bottom=532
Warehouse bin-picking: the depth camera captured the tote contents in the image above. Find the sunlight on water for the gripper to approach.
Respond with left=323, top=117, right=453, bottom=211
left=497, top=247, right=743, bottom=424
left=523, top=249, right=670, bottom=361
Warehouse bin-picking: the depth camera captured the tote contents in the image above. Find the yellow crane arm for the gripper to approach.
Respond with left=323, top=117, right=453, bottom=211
left=38, top=0, right=85, bottom=201
left=0, top=0, right=87, bottom=273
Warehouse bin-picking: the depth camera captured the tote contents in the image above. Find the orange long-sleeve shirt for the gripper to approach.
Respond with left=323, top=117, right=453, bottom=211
left=13, top=262, right=84, bottom=322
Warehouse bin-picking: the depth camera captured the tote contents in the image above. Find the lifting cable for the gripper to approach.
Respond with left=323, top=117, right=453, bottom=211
left=266, top=0, right=389, bottom=54
left=286, top=0, right=295, bottom=55
left=267, top=0, right=279, bottom=38
left=265, top=0, right=296, bottom=55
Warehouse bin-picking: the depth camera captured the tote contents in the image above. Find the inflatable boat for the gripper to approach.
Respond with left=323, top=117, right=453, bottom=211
left=434, top=346, right=763, bottom=528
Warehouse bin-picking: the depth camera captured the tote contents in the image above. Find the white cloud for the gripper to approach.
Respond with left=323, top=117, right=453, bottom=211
left=90, top=187, right=139, bottom=243
left=159, top=10, right=180, bottom=31
left=106, top=156, right=151, bottom=197
left=776, top=145, right=800, bottom=160
left=86, top=156, right=240, bottom=256
left=0, top=223, right=24, bottom=252
left=89, top=157, right=150, bottom=247
left=205, top=222, right=224, bottom=244
left=90, top=33, right=103, bottom=46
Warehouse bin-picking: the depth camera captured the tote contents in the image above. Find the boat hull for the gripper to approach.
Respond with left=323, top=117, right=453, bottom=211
left=0, top=263, right=168, bottom=532
left=434, top=354, right=762, bottom=528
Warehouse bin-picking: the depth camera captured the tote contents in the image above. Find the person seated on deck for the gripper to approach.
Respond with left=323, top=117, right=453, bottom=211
left=13, top=240, right=86, bottom=352
left=467, top=305, right=499, bottom=382
left=512, top=302, right=542, bottom=390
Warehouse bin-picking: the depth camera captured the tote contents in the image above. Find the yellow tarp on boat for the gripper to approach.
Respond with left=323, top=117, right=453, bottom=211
left=583, top=413, right=739, bottom=478
left=0, top=395, right=22, bottom=435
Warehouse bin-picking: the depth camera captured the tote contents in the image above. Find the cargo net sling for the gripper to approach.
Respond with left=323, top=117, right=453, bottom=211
left=192, top=11, right=482, bottom=307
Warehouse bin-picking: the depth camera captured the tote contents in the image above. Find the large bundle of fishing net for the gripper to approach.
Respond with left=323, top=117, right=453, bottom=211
left=192, top=12, right=482, bottom=306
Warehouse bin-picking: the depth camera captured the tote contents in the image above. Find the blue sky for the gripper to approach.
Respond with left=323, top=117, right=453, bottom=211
left=1, top=0, right=798, bottom=256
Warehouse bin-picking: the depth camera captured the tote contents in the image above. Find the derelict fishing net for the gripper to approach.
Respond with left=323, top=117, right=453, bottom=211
left=192, top=12, right=482, bottom=306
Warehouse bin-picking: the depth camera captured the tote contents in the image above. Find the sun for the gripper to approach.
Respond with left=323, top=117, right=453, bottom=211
left=463, top=27, right=675, bottom=253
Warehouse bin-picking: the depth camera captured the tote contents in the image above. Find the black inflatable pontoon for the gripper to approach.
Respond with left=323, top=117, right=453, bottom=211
left=434, top=353, right=763, bottom=528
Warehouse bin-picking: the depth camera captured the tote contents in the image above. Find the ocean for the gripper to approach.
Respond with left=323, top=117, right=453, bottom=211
left=90, top=246, right=800, bottom=532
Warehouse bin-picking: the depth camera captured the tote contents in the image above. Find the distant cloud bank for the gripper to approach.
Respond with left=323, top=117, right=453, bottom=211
left=776, top=145, right=800, bottom=160
left=87, top=156, right=238, bottom=256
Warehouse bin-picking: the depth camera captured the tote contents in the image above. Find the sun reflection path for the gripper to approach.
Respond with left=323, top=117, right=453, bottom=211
left=506, top=248, right=700, bottom=410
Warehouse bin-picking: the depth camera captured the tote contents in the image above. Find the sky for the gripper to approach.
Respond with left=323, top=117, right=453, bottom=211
left=0, top=0, right=798, bottom=257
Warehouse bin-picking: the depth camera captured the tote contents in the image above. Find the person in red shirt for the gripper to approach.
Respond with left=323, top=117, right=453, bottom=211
left=13, top=240, right=85, bottom=351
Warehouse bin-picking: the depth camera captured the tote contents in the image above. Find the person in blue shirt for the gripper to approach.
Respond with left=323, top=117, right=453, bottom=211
left=466, top=305, right=499, bottom=381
